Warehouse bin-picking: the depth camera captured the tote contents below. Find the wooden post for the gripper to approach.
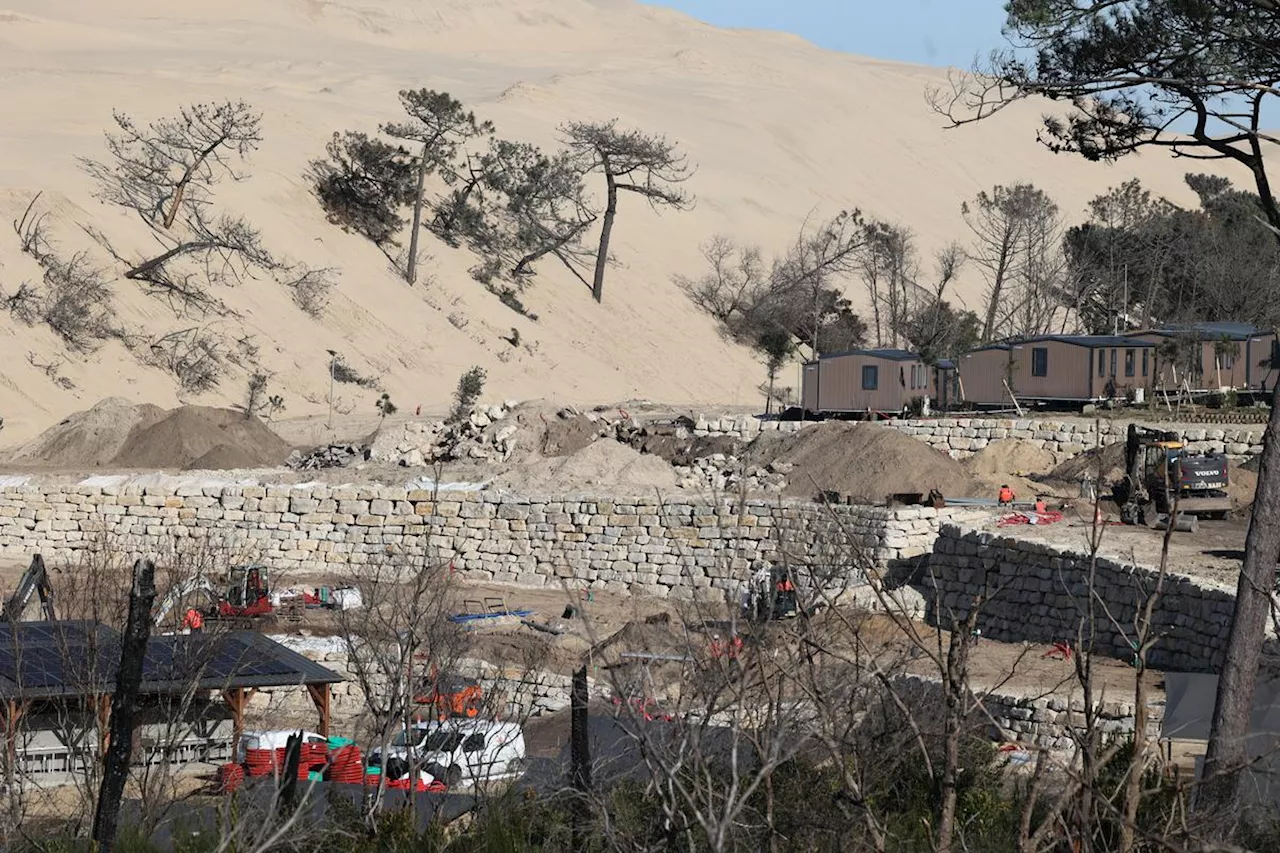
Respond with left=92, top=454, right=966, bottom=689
left=221, top=687, right=256, bottom=745
left=306, top=684, right=331, bottom=737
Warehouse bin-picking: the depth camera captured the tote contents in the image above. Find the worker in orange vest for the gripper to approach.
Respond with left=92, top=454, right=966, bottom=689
left=181, top=607, right=204, bottom=634
left=998, top=484, right=1016, bottom=506
left=1034, top=497, right=1047, bottom=514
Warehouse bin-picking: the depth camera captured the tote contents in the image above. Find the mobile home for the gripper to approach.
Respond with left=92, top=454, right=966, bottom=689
left=959, top=335, right=1157, bottom=407
left=800, top=348, right=931, bottom=415
left=1123, top=322, right=1258, bottom=392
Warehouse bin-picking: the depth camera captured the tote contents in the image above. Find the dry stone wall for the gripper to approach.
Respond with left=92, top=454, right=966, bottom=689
left=925, top=524, right=1268, bottom=673
left=686, top=413, right=1266, bottom=459
left=894, top=674, right=1161, bottom=752
left=0, top=485, right=981, bottom=597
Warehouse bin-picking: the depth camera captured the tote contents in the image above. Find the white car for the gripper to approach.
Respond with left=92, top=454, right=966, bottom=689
left=235, top=729, right=327, bottom=763
left=369, top=720, right=526, bottom=789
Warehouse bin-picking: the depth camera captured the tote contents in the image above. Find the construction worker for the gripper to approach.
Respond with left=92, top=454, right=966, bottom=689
left=181, top=607, right=204, bottom=634
left=998, top=484, right=1016, bottom=506
left=1034, top=496, right=1047, bottom=514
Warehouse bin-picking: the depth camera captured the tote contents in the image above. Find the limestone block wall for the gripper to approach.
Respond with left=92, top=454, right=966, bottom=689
left=681, top=413, right=1266, bottom=460
left=925, top=524, right=1257, bottom=673
left=0, top=485, right=981, bottom=597
left=894, top=674, right=1161, bottom=752
left=886, top=418, right=1266, bottom=459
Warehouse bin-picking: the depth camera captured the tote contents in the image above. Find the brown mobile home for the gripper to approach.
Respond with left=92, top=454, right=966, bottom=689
left=801, top=349, right=930, bottom=415
left=1124, top=323, right=1258, bottom=392
left=960, top=335, right=1157, bottom=407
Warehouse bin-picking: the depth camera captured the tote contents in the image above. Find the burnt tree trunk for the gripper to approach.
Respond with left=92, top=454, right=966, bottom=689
left=590, top=166, right=617, bottom=304
left=91, top=559, right=157, bottom=853
left=570, top=664, right=591, bottom=849
left=1202, top=379, right=1280, bottom=811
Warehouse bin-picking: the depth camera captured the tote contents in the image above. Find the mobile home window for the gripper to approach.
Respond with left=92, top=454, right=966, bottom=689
left=862, top=365, right=879, bottom=391
left=1031, top=347, right=1048, bottom=377
left=1098, top=351, right=1105, bottom=377
left=1124, top=349, right=1135, bottom=377
left=1110, top=348, right=1117, bottom=377
left=1142, top=349, right=1149, bottom=377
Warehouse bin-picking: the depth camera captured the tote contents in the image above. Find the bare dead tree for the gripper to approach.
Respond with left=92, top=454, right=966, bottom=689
left=675, top=236, right=769, bottom=327
left=771, top=210, right=869, bottom=359
left=79, top=101, right=262, bottom=231
left=963, top=183, right=1066, bottom=342
left=126, top=325, right=257, bottom=393
left=561, top=119, right=694, bottom=303
left=382, top=89, right=494, bottom=285
left=80, top=103, right=328, bottom=321
left=12, top=192, right=53, bottom=262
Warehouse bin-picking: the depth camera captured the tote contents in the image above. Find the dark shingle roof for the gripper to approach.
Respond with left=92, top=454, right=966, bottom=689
left=1130, top=322, right=1260, bottom=341
left=819, top=348, right=920, bottom=362
left=0, top=621, right=343, bottom=700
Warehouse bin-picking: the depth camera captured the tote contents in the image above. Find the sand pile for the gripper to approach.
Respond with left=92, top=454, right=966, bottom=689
left=111, top=406, right=293, bottom=470
left=8, top=398, right=167, bottom=468
left=497, top=438, right=679, bottom=493
left=1227, top=462, right=1258, bottom=508
left=964, top=440, right=1057, bottom=479
left=758, top=422, right=975, bottom=503
left=1045, top=443, right=1128, bottom=485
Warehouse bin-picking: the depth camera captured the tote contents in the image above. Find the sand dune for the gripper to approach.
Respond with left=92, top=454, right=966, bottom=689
left=0, top=0, right=1241, bottom=443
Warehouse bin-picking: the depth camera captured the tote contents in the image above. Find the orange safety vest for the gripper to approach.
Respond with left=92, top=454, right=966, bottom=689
left=998, top=486, right=1015, bottom=503
left=1034, top=499, right=1047, bottom=514
left=182, top=608, right=204, bottom=631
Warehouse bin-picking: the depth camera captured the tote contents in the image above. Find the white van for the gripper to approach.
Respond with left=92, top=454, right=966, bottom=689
left=370, top=719, right=526, bottom=788
left=235, top=729, right=327, bottom=763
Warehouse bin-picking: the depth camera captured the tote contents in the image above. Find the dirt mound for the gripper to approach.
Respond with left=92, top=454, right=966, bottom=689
left=9, top=397, right=167, bottom=468
left=1045, top=443, right=1127, bottom=485
left=185, top=443, right=264, bottom=471
left=964, top=440, right=1057, bottom=479
left=1228, top=462, right=1258, bottom=508
left=112, top=406, right=293, bottom=470
left=759, top=422, right=975, bottom=503
left=497, top=438, right=678, bottom=493
left=540, top=413, right=601, bottom=457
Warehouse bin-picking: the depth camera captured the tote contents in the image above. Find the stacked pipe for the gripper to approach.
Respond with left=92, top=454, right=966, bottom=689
left=243, top=748, right=278, bottom=777
left=217, top=762, right=246, bottom=793
left=326, top=745, right=365, bottom=784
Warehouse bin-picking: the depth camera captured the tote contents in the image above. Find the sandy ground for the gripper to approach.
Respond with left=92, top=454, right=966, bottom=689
left=0, top=0, right=1243, bottom=445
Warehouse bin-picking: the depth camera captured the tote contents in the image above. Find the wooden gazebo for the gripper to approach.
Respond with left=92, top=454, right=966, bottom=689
left=0, top=621, right=344, bottom=760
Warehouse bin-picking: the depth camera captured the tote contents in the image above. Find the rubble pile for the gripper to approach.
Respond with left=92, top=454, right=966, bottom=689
left=674, top=455, right=790, bottom=493
left=365, top=402, right=523, bottom=466
left=288, top=443, right=364, bottom=470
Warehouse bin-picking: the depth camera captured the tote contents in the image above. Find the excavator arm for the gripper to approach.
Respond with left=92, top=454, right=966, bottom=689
left=153, top=575, right=218, bottom=627
left=2, top=554, right=56, bottom=622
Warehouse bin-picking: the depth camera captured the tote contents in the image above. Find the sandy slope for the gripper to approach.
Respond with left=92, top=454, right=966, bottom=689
left=0, top=0, right=1242, bottom=444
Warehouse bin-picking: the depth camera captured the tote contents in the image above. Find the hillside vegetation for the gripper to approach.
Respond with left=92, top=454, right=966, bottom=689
left=0, top=0, right=1233, bottom=442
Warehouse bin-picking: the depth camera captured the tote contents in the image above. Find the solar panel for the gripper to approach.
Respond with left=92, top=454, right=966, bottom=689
left=0, top=645, right=115, bottom=691
left=0, top=621, right=341, bottom=698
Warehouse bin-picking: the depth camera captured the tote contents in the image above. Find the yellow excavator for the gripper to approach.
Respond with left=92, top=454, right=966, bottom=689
left=1119, top=425, right=1231, bottom=525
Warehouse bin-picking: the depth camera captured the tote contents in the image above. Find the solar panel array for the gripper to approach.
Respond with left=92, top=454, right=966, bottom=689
left=0, top=622, right=341, bottom=699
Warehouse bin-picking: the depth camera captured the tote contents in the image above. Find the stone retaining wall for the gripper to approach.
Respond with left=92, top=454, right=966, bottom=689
left=895, top=674, right=1161, bottom=752
left=925, top=524, right=1257, bottom=673
left=0, top=485, right=981, bottom=596
left=686, top=413, right=1267, bottom=459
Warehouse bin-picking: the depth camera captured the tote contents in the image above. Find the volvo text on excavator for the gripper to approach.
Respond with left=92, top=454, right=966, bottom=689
left=1119, top=424, right=1231, bottom=525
